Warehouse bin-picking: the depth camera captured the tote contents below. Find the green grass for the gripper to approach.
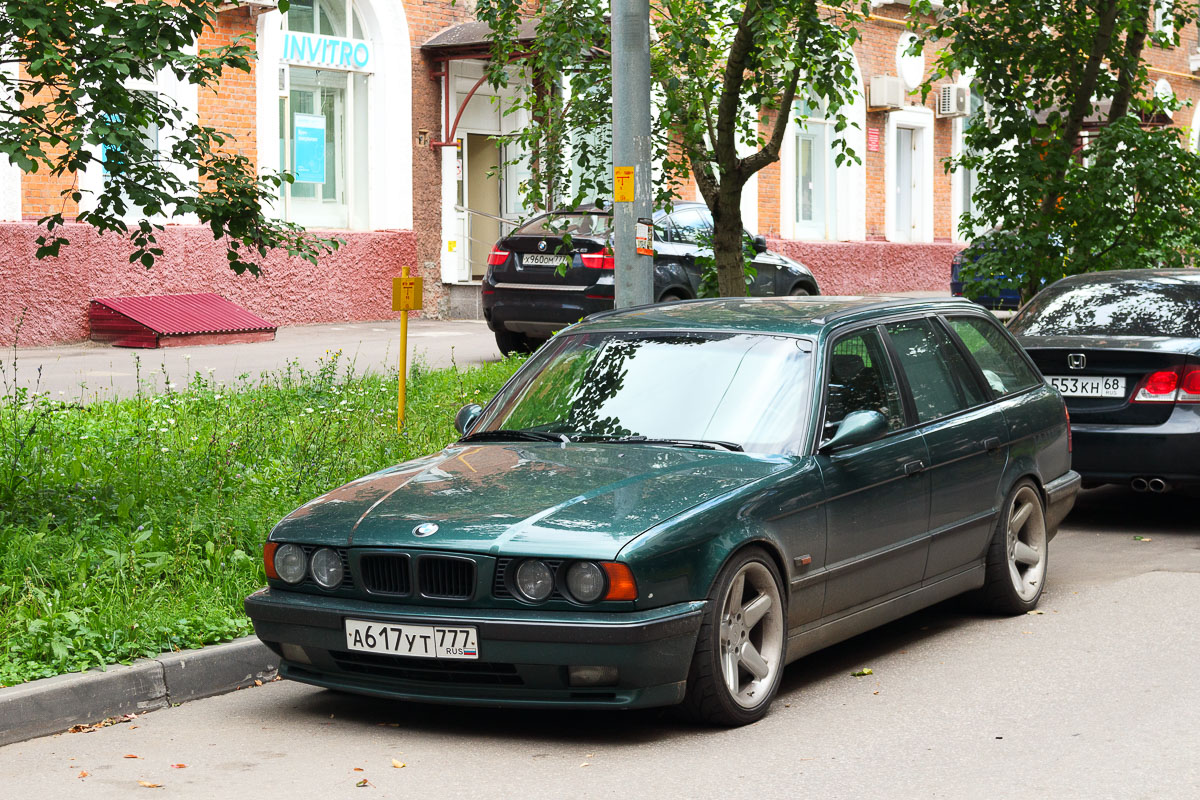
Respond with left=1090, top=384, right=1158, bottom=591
left=0, top=351, right=524, bottom=687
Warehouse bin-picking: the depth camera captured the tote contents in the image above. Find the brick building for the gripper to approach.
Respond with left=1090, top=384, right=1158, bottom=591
left=2, top=1, right=1198, bottom=346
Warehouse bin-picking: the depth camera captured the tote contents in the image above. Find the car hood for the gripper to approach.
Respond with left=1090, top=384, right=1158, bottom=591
left=1015, top=334, right=1200, bottom=356
left=270, top=442, right=792, bottom=559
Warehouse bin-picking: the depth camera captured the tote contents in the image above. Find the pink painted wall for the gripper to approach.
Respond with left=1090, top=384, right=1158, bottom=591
left=0, top=223, right=417, bottom=347
left=768, top=239, right=963, bottom=296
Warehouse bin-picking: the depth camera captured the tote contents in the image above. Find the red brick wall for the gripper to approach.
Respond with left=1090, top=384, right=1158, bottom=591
left=197, top=8, right=258, bottom=166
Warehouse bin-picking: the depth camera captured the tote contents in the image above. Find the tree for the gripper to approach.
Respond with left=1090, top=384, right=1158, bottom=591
left=0, top=0, right=337, bottom=275
left=475, top=0, right=864, bottom=296
left=919, top=0, right=1200, bottom=301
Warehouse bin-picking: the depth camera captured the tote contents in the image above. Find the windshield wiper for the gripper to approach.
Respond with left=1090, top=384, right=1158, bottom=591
left=577, top=435, right=743, bottom=452
left=460, top=429, right=572, bottom=444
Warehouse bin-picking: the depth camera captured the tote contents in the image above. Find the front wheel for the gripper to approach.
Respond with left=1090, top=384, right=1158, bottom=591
left=977, top=480, right=1048, bottom=614
left=788, top=285, right=812, bottom=296
left=681, top=547, right=786, bottom=726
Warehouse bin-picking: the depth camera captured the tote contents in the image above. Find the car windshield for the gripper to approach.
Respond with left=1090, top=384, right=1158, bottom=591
left=515, top=213, right=612, bottom=237
left=1010, top=276, right=1200, bottom=337
left=475, top=331, right=813, bottom=455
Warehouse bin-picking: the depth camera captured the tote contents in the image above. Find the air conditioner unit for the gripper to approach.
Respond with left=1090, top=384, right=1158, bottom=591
left=869, top=76, right=906, bottom=110
left=938, top=85, right=970, bottom=118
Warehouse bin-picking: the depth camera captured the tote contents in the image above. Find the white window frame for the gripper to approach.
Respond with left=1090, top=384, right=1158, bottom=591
left=885, top=105, right=934, bottom=243
left=0, top=60, right=20, bottom=221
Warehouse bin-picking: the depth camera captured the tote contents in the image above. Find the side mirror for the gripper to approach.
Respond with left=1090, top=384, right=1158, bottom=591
left=752, top=235, right=768, bottom=254
left=821, top=410, right=888, bottom=452
left=454, top=403, right=484, bottom=436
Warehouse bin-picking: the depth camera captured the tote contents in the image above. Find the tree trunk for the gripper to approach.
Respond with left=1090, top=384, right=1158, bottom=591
left=712, top=189, right=747, bottom=297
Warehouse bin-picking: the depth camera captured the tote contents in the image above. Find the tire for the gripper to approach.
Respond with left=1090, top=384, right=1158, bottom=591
left=681, top=547, right=786, bottom=726
left=494, top=328, right=533, bottom=357
left=788, top=285, right=811, bottom=297
left=658, top=290, right=686, bottom=303
left=977, top=479, right=1048, bottom=614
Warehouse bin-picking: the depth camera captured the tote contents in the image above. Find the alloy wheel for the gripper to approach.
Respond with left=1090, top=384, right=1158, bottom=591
left=1006, top=484, right=1047, bottom=602
left=718, top=561, right=784, bottom=709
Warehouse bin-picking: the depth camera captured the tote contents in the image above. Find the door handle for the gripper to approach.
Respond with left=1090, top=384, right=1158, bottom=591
left=982, top=437, right=1003, bottom=452
left=903, top=460, right=926, bottom=476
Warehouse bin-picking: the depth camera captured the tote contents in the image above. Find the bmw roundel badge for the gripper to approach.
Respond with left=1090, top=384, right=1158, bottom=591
left=413, top=522, right=439, bottom=537
left=538, top=240, right=547, bottom=252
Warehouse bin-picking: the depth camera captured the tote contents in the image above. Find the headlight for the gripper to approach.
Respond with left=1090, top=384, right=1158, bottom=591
left=274, top=543, right=307, bottom=584
left=513, top=559, right=554, bottom=602
left=310, top=548, right=343, bottom=589
left=565, top=561, right=605, bottom=603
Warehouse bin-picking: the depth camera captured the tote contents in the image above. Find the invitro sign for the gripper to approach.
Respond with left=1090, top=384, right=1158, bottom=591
left=282, top=32, right=373, bottom=73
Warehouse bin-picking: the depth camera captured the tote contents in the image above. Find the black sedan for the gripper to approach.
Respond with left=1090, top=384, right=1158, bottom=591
left=482, top=203, right=819, bottom=355
left=1010, top=269, right=1200, bottom=493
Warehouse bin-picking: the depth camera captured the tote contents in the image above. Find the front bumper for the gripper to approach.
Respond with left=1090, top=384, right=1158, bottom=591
left=244, top=588, right=704, bottom=709
left=1070, top=404, right=1200, bottom=487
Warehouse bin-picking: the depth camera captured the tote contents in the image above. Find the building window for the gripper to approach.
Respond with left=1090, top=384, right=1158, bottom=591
left=279, top=0, right=372, bottom=229
left=791, top=100, right=837, bottom=239
left=886, top=106, right=933, bottom=242
left=1154, top=0, right=1174, bottom=34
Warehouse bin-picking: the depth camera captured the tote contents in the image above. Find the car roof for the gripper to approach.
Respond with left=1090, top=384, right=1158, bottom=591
left=573, top=295, right=986, bottom=338
left=1050, top=268, right=1200, bottom=288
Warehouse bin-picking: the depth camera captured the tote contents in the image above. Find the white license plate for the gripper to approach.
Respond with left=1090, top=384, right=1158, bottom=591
left=344, top=618, right=478, bottom=660
left=521, top=253, right=569, bottom=267
left=1046, top=375, right=1126, bottom=397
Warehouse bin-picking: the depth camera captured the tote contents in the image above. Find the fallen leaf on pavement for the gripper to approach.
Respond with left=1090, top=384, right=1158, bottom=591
left=356, top=779, right=372, bottom=788
left=391, top=760, right=405, bottom=769
left=1134, top=536, right=1152, bottom=542
left=1026, top=610, right=1044, bottom=615
left=170, top=764, right=187, bottom=769
left=123, top=754, right=140, bottom=759
left=137, top=781, right=163, bottom=789
left=580, top=763, right=590, bottom=768
left=353, top=768, right=364, bottom=772
left=77, top=771, right=89, bottom=779
left=68, top=714, right=138, bottom=734
left=851, top=668, right=873, bottom=677
left=254, top=680, right=263, bottom=686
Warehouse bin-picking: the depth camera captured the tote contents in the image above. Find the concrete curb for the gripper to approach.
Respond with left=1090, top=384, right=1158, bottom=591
left=0, top=636, right=278, bottom=748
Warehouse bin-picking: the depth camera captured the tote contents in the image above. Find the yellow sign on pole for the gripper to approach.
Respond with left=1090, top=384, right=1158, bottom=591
left=614, top=166, right=635, bottom=202
left=392, top=275, right=423, bottom=312
left=392, top=268, right=424, bottom=430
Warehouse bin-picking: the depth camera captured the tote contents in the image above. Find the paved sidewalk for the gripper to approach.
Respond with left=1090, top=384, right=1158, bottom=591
left=5, top=319, right=502, bottom=401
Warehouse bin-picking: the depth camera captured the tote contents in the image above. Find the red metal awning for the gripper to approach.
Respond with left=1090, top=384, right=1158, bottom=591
left=89, top=293, right=277, bottom=348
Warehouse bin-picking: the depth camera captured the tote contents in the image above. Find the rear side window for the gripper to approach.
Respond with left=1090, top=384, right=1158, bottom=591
left=669, top=208, right=712, bottom=244
left=824, top=329, right=906, bottom=436
left=885, top=318, right=987, bottom=423
left=947, top=315, right=1042, bottom=395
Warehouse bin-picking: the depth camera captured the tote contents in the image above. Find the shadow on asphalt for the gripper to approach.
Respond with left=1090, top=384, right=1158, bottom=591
left=280, top=486, right=1194, bottom=742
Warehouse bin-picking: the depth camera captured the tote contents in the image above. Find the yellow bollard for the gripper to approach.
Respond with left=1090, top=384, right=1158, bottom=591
left=392, top=267, right=423, bottom=431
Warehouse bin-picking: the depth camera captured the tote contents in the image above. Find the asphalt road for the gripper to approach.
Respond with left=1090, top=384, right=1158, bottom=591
left=1, top=486, right=1197, bottom=799
left=4, top=319, right=502, bottom=401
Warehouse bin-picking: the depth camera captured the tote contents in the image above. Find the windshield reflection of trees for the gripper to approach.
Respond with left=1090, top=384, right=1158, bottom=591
left=1013, top=280, right=1200, bottom=337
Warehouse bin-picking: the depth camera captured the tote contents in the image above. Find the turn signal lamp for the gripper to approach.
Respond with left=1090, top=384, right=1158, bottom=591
left=486, top=247, right=510, bottom=266
left=263, top=542, right=280, bottom=580
left=601, top=562, right=638, bottom=601
left=581, top=248, right=615, bottom=269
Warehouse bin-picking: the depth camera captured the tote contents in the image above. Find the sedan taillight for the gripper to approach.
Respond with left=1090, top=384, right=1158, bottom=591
left=486, top=247, right=510, bottom=266
left=580, top=248, right=615, bottom=269
left=1135, top=370, right=1178, bottom=401
left=1179, top=365, right=1200, bottom=403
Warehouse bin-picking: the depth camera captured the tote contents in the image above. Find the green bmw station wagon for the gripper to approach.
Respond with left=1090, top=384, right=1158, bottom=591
left=245, top=296, right=1080, bottom=726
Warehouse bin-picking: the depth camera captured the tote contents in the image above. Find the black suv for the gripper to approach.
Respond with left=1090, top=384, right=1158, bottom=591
left=482, top=202, right=820, bottom=354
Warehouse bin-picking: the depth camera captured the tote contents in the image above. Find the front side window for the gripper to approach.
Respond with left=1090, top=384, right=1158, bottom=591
left=478, top=331, right=813, bottom=454
left=824, top=328, right=906, bottom=436
left=885, top=318, right=986, bottom=423
left=946, top=315, right=1041, bottom=395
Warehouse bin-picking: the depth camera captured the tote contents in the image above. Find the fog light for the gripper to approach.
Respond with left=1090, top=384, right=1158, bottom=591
left=280, top=643, right=312, bottom=665
left=568, top=665, right=619, bottom=687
